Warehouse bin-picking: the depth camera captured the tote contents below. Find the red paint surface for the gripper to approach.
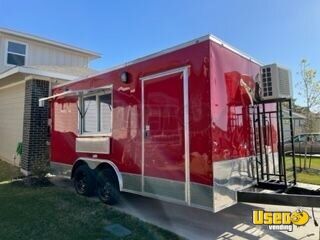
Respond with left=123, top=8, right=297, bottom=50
left=51, top=39, right=263, bottom=186
left=209, top=41, right=260, bottom=166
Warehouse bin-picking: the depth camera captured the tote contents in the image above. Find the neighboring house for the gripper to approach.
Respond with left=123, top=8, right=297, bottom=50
left=0, top=28, right=100, bottom=173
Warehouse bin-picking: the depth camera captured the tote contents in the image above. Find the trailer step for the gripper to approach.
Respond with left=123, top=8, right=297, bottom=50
left=238, top=185, right=320, bottom=208
left=257, top=181, right=287, bottom=190
left=256, top=178, right=295, bottom=190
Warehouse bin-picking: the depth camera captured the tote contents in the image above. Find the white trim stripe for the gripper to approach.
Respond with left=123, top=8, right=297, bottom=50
left=39, top=85, right=113, bottom=102
left=183, top=68, right=191, bottom=205
left=141, top=74, right=145, bottom=192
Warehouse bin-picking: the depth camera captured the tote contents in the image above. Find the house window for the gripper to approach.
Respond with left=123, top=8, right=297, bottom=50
left=6, top=41, right=27, bottom=66
left=81, top=91, right=112, bottom=134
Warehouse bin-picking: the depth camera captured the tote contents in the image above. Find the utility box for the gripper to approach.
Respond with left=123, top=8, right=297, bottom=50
left=259, top=64, right=292, bottom=100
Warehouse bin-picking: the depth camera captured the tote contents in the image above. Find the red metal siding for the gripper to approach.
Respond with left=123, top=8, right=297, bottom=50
left=52, top=40, right=212, bottom=184
left=209, top=41, right=260, bottom=166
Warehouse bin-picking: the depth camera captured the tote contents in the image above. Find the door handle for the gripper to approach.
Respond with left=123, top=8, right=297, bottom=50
left=145, top=125, right=150, bottom=138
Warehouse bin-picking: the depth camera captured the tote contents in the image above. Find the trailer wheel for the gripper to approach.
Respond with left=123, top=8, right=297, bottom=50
left=97, top=168, right=120, bottom=205
left=73, top=165, right=95, bottom=196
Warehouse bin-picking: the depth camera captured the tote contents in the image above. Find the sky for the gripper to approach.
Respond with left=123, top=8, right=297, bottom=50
left=0, top=0, right=319, bottom=106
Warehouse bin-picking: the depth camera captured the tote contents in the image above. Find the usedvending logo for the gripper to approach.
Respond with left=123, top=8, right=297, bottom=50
left=252, top=209, right=310, bottom=232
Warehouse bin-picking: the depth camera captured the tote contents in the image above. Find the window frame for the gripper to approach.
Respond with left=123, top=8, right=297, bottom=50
left=5, top=39, right=28, bottom=67
left=79, top=88, right=113, bottom=136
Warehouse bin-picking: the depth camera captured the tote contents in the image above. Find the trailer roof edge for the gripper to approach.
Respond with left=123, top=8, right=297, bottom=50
left=55, top=34, right=263, bottom=89
left=208, top=34, right=262, bottom=66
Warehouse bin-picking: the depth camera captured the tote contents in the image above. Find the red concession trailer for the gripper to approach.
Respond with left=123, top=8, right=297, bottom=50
left=48, top=35, right=268, bottom=212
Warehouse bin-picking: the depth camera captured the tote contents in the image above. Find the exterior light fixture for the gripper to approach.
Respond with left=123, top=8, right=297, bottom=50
left=120, top=71, right=130, bottom=84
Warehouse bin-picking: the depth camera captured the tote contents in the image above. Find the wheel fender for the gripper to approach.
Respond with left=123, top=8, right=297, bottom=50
left=73, top=158, right=123, bottom=191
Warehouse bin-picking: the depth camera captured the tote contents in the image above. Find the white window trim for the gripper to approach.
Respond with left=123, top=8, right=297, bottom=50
left=79, top=88, right=113, bottom=136
left=5, top=39, right=28, bottom=67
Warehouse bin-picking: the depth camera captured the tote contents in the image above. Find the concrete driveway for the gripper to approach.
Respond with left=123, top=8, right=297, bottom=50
left=51, top=177, right=320, bottom=240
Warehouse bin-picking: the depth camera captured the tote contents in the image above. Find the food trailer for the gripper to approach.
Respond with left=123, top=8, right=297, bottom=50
left=42, top=34, right=320, bottom=212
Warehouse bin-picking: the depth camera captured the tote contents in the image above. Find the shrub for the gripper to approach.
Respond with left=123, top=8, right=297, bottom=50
left=24, top=158, right=52, bottom=187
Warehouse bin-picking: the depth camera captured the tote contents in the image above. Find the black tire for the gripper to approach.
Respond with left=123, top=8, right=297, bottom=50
left=73, top=165, right=96, bottom=196
left=97, top=168, right=120, bottom=205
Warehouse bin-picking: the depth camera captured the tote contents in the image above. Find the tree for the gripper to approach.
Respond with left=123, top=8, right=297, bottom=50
left=297, top=59, right=320, bottom=132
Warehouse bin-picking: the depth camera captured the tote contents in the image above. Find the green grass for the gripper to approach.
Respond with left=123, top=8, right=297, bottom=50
left=296, top=171, right=320, bottom=185
left=0, top=160, right=21, bottom=182
left=294, top=156, right=320, bottom=170
left=0, top=161, right=181, bottom=240
left=286, top=156, right=320, bottom=185
left=0, top=183, right=181, bottom=240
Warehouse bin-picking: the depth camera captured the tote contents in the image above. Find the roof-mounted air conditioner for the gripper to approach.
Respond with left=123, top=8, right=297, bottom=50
left=258, top=64, right=292, bottom=101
